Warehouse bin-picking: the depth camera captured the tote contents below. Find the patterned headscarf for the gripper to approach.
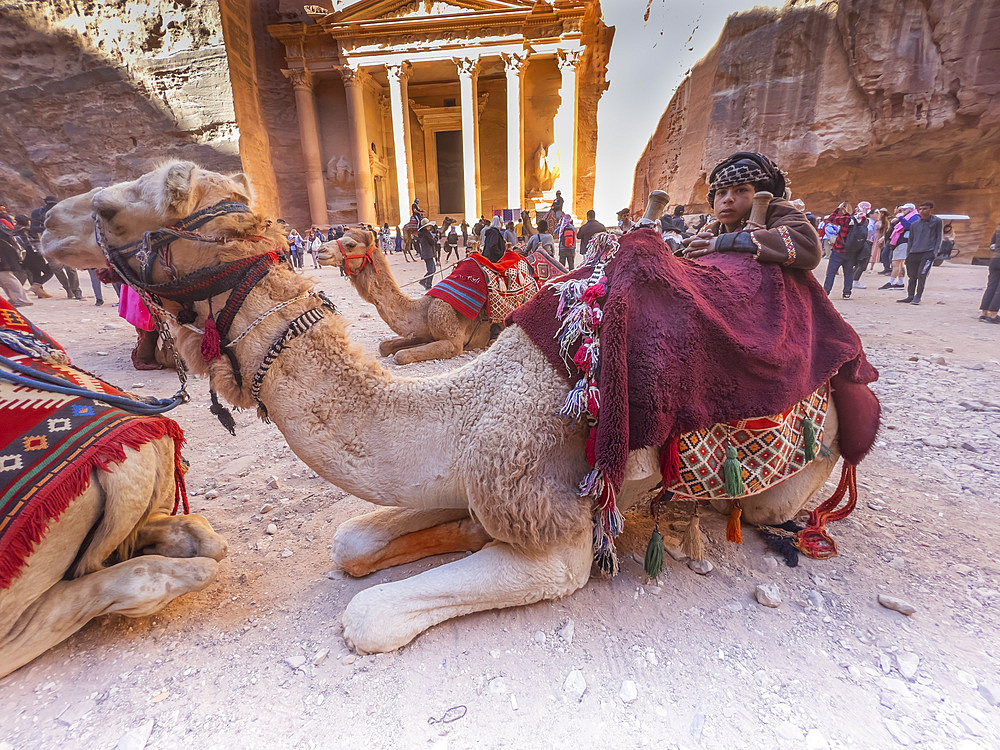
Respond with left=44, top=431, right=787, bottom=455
left=707, top=152, right=787, bottom=207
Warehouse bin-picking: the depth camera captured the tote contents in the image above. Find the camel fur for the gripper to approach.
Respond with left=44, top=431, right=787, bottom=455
left=41, top=161, right=844, bottom=657
left=318, top=233, right=492, bottom=364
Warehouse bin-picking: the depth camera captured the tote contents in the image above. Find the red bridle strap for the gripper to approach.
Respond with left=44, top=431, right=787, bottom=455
left=339, top=240, right=378, bottom=278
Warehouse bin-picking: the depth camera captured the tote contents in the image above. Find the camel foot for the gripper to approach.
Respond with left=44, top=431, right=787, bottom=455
left=342, top=530, right=592, bottom=654
left=136, top=513, right=228, bottom=561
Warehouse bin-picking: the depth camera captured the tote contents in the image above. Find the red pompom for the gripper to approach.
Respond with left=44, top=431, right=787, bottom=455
left=201, top=316, right=222, bottom=361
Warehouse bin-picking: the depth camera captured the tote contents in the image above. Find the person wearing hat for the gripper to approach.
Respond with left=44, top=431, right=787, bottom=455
left=682, top=152, right=820, bottom=270
left=880, top=203, right=918, bottom=290
left=411, top=198, right=424, bottom=226
left=416, top=217, right=437, bottom=290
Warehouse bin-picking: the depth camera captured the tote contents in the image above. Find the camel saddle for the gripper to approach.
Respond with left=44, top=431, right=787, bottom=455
left=428, top=251, right=540, bottom=323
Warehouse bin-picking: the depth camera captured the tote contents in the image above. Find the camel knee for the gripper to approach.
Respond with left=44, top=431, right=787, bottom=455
left=109, top=556, right=219, bottom=617
left=136, top=513, right=228, bottom=561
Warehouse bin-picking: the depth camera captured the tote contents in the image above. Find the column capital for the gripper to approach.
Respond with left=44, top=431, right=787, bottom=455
left=556, top=48, right=583, bottom=71
left=500, top=51, right=527, bottom=74
left=338, top=63, right=363, bottom=86
left=282, top=67, right=313, bottom=91
left=385, top=61, right=412, bottom=83
left=454, top=57, right=480, bottom=78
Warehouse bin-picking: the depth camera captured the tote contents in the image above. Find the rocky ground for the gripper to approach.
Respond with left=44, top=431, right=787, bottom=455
left=1, top=255, right=999, bottom=750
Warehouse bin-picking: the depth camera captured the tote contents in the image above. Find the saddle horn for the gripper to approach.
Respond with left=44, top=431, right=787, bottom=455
left=750, top=191, right=773, bottom=225
left=642, top=190, right=669, bottom=223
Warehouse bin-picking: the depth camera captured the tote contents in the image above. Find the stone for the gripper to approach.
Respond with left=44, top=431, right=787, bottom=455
left=665, top=544, right=689, bottom=562
left=619, top=679, right=638, bottom=703
left=266, top=476, right=280, bottom=489
left=755, top=583, right=781, bottom=608
left=920, top=436, right=948, bottom=449
left=687, top=559, right=714, bottom=575
left=312, top=648, right=329, bottom=666
left=805, top=728, right=829, bottom=750
left=878, top=594, right=916, bottom=616
left=883, top=718, right=913, bottom=746
left=341, top=653, right=356, bottom=665
left=57, top=698, right=97, bottom=726
left=775, top=721, right=804, bottom=741
left=204, top=490, right=219, bottom=500
left=281, top=549, right=293, bottom=558
left=563, top=669, right=587, bottom=699
left=534, top=631, right=546, bottom=645
left=978, top=681, right=1000, bottom=706
left=265, top=523, right=277, bottom=535
left=896, top=651, right=919, bottom=680
left=558, top=619, right=575, bottom=644
left=879, top=652, right=893, bottom=674
left=116, top=720, right=155, bottom=750
left=933, top=356, right=947, bottom=365
left=806, top=590, right=824, bottom=609
left=286, top=655, right=306, bottom=670
left=326, top=569, right=345, bottom=580
left=260, top=503, right=274, bottom=514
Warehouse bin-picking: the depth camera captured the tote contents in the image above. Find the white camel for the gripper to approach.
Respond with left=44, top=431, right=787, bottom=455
left=39, top=161, right=842, bottom=657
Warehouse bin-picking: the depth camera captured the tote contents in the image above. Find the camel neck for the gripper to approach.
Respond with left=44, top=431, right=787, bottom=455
left=349, top=249, right=420, bottom=335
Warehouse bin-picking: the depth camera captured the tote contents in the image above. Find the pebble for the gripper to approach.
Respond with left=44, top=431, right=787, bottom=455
left=281, top=549, right=293, bottom=558
left=879, top=652, right=893, bottom=674
left=978, top=681, right=1000, bottom=706
left=805, top=728, right=829, bottom=750
left=286, top=655, right=306, bottom=670
left=920, top=435, right=948, bottom=449
left=896, top=651, right=919, bottom=680
left=534, top=631, right=546, bottom=645
left=265, top=523, right=277, bottom=535
left=341, top=653, right=356, bottom=665
left=755, top=583, right=781, bottom=608
left=878, top=594, right=916, bottom=616
left=241, top=495, right=250, bottom=503
left=312, top=648, right=329, bottom=666
left=806, top=590, right=824, bottom=609
left=96, top=351, right=109, bottom=356
left=619, top=680, right=638, bottom=703
left=665, top=544, right=688, bottom=562
left=558, top=619, right=575, bottom=644
left=883, top=718, right=914, bottom=746
left=204, top=490, right=219, bottom=500
left=687, top=559, right=713, bottom=575
left=266, top=476, right=280, bottom=489
left=260, top=503, right=274, bottom=514
left=563, top=669, right=587, bottom=699
left=933, top=356, right=947, bottom=365
left=115, top=719, right=155, bottom=750
left=775, top=721, right=804, bottom=741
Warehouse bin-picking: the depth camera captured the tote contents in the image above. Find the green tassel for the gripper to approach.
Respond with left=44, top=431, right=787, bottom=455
left=644, top=528, right=664, bottom=578
left=723, top=445, right=744, bottom=497
left=802, top=416, right=817, bottom=461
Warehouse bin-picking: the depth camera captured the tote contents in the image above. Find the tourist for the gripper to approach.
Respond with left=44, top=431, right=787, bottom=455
left=411, top=198, right=424, bottom=224
left=558, top=215, right=577, bottom=270
left=525, top=219, right=555, bottom=255
left=821, top=202, right=858, bottom=299
left=327, top=226, right=335, bottom=242
left=308, top=229, right=323, bottom=269
left=550, top=190, right=564, bottom=222
left=577, top=210, right=606, bottom=258
left=850, top=201, right=873, bottom=289
left=503, top=221, right=517, bottom=249
left=881, top=204, right=917, bottom=289
left=617, top=208, right=633, bottom=232
left=86, top=268, right=120, bottom=307
left=869, top=208, right=890, bottom=275
left=416, top=218, right=437, bottom=290
left=394, top=226, right=403, bottom=254
left=333, top=224, right=344, bottom=239
left=0, top=219, right=31, bottom=307
left=287, top=228, right=304, bottom=270
left=938, top=223, right=956, bottom=261
left=481, top=222, right=505, bottom=263
left=460, top=219, right=469, bottom=248
left=481, top=215, right=502, bottom=246
left=681, top=151, right=820, bottom=269
left=979, top=221, right=1000, bottom=323
left=444, top=226, right=460, bottom=261
left=897, top=201, right=942, bottom=305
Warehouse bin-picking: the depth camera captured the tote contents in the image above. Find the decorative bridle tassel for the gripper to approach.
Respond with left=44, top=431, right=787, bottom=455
left=802, top=416, right=817, bottom=461
left=209, top=388, right=236, bottom=436
left=726, top=504, right=743, bottom=543
left=681, top=506, right=705, bottom=560
left=723, top=445, right=745, bottom=497
left=201, top=315, right=222, bottom=361
left=645, top=528, right=665, bottom=578
left=659, top=437, right=681, bottom=484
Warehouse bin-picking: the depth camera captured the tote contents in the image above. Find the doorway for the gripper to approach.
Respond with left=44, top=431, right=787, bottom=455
left=435, top=130, right=463, bottom=214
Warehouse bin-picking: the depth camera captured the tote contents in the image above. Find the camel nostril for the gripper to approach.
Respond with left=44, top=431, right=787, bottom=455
left=97, top=207, right=117, bottom=222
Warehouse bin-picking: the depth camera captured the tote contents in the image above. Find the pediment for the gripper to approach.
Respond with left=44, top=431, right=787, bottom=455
left=332, top=0, right=534, bottom=24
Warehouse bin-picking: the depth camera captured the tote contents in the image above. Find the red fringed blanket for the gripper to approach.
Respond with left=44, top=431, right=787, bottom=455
left=0, top=300, right=187, bottom=589
left=511, top=229, right=879, bottom=490
left=428, top=251, right=539, bottom=323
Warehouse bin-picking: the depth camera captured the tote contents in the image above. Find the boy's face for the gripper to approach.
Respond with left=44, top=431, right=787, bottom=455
left=918, top=205, right=933, bottom=221
left=713, top=183, right=755, bottom=225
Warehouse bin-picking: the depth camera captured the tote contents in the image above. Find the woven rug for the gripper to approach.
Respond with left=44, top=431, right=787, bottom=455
left=0, top=301, right=187, bottom=589
left=428, top=251, right=540, bottom=323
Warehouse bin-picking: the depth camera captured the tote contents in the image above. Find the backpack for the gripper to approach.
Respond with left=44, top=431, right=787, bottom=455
left=560, top=225, right=576, bottom=250
left=842, top=218, right=869, bottom=259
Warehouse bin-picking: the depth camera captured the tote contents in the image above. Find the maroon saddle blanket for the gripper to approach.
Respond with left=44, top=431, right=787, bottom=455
left=509, top=228, right=879, bottom=490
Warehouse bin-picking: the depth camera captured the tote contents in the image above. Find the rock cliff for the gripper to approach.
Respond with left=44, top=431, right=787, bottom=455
left=0, top=0, right=240, bottom=215
left=631, top=0, right=1000, bottom=260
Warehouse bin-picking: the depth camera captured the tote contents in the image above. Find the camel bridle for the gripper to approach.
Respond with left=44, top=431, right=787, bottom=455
left=93, top=200, right=335, bottom=434
left=338, top=239, right=378, bottom=278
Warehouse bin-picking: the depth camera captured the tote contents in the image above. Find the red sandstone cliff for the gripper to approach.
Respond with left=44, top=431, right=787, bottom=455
left=631, top=0, right=1000, bottom=260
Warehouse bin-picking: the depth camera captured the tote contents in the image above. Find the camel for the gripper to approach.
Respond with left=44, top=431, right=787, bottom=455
left=400, top=215, right=455, bottom=262
left=42, top=161, right=843, bottom=657
left=318, top=233, right=492, bottom=364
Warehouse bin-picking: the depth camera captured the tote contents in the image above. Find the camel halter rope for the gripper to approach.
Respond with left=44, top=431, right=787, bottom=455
left=94, top=200, right=335, bottom=434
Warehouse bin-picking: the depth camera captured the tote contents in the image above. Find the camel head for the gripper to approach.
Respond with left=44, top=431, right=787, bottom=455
left=317, top=228, right=377, bottom=274
left=40, top=188, right=102, bottom=269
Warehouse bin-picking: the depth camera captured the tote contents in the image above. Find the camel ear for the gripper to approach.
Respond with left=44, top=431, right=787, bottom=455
left=230, top=172, right=253, bottom=204
left=165, top=162, right=197, bottom=215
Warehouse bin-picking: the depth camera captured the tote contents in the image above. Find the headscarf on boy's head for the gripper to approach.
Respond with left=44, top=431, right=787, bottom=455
left=706, top=152, right=786, bottom=207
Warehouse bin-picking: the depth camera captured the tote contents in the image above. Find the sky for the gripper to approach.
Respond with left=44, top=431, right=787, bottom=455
left=592, top=0, right=785, bottom=222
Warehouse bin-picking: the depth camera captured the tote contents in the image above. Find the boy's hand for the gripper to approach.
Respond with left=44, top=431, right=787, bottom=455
left=682, top=231, right=716, bottom=258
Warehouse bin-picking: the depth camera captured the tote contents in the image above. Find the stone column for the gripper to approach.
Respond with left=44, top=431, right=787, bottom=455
left=553, top=49, right=582, bottom=217
left=282, top=68, right=328, bottom=226
left=501, top=52, right=526, bottom=211
left=455, top=57, right=481, bottom=222
left=339, top=65, right=377, bottom=225
left=386, top=62, right=413, bottom=226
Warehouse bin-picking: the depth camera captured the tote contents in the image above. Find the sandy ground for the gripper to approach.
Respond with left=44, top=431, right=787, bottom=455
left=1, top=254, right=999, bottom=750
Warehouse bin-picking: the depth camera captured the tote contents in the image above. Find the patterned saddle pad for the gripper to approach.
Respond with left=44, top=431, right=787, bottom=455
left=667, top=382, right=830, bottom=500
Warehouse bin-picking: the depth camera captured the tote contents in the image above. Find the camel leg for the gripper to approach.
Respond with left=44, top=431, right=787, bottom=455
left=342, top=526, right=592, bottom=653
left=135, top=513, right=228, bottom=561
left=0, top=555, right=217, bottom=679
left=393, top=338, right=462, bottom=365
left=378, top=335, right=431, bottom=358
left=332, top=507, right=492, bottom=577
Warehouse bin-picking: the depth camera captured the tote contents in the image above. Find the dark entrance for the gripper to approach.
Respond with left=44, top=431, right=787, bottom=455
left=435, top=130, right=463, bottom=214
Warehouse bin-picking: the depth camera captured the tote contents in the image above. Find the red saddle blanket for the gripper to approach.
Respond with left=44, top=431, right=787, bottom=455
left=427, top=251, right=540, bottom=323
left=0, top=300, right=187, bottom=589
left=510, top=229, right=880, bottom=492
